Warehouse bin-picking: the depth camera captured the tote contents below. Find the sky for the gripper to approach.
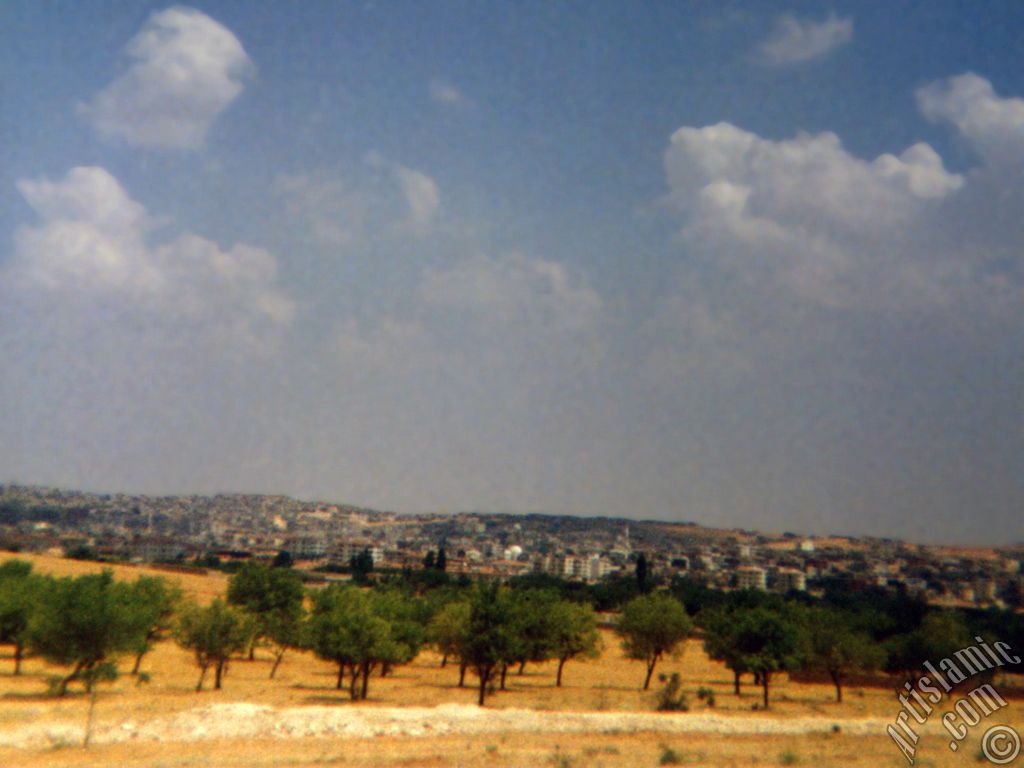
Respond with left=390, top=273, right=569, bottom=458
left=1, top=2, right=1022, bottom=545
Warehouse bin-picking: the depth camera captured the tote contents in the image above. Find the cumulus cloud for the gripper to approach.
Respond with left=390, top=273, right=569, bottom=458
left=917, top=73, right=1024, bottom=165
left=7, top=166, right=292, bottom=350
left=429, top=78, right=463, bottom=105
left=651, top=72, right=1024, bottom=391
left=78, top=6, right=253, bottom=149
left=756, top=13, right=852, bottom=66
left=664, top=123, right=962, bottom=307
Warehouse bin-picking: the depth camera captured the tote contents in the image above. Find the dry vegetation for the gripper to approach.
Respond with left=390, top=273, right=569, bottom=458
left=0, top=551, right=1019, bottom=767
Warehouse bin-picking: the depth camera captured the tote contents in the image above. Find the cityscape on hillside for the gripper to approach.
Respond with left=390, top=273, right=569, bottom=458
left=1, top=484, right=1021, bottom=610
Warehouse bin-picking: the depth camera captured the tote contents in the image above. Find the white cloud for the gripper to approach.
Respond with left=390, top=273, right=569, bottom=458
left=756, top=13, right=852, bottom=66
left=8, top=166, right=292, bottom=350
left=417, top=252, right=603, bottom=333
left=917, top=73, right=1024, bottom=165
left=664, top=122, right=962, bottom=307
left=429, top=78, right=463, bottom=105
left=276, top=159, right=441, bottom=244
left=395, top=165, right=441, bottom=227
left=78, top=6, right=253, bottom=149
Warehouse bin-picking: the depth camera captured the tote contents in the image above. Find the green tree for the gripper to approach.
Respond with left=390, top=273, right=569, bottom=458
left=699, top=606, right=748, bottom=695
left=728, top=607, right=803, bottom=709
left=350, top=549, right=374, bottom=584
left=307, top=586, right=399, bottom=700
left=27, top=571, right=145, bottom=695
left=124, top=575, right=183, bottom=675
left=616, top=592, right=692, bottom=690
left=264, top=605, right=306, bottom=679
left=0, top=560, right=41, bottom=675
left=428, top=599, right=471, bottom=683
left=635, top=552, right=649, bottom=594
left=175, top=599, right=253, bottom=691
left=226, top=561, right=304, bottom=660
left=548, top=600, right=601, bottom=686
left=435, top=547, right=447, bottom=572
left=458, top=584, right=518, bottom=705
left=801, top=606, right=885, bottom=702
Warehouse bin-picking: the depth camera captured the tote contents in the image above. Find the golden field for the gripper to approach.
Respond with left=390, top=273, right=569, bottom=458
left=0, top=551, right=1021, bottom=767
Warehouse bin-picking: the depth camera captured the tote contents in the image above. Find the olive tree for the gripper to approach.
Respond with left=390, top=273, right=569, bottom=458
left=175, top=599, right=253, bottom=691
left=548, top=600, right=601, bottom=686
left=0, top=560, right=41, bottom=675
left=615, top=592, right=692, bottom=690
left=27, top=571, right=145, bottom=695
left=227, top=561, right=304, bottom=660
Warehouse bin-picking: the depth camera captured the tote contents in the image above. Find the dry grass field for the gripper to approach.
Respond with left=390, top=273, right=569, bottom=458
left=0, top=551, right=1020, bottom=767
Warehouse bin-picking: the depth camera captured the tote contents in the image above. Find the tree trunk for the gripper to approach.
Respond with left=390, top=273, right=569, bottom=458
left=381, top=662, right=391, bottom=677
left=270, top=651, right=284, bottom=679
left=477, top=668, right=490, bottom=706
left=214, top=659, right=224, bottom=690
left=761, top=671, right=770, bottom=709
left=440, top=654, right=447, bottom=669
left=643, top=658, right=657, bottom=690
left=733, top=669, right=741, bottom=695
left=518, top=659, right=526, bottom=675
left=132, top=650, right=144, bottom=676
left=500, top=663, right=508, bottom=690
left=58, top=661, right=84, bottom=697
left=830, top=669, right=843, bottom=703
left=349, top=666, right=359, bottom=700
left=458, top=662, right=467, bottom=687
left=336, top=664, right=345, bottom=690
left=84, top=688, right=98, bottom=748
left=196, top=662, right=208, bottom=692
left=360, top=661, right=371, bottom=700
left=556, top=657, right=567, bottom=687
left=13, top=643, right=22, bottom=676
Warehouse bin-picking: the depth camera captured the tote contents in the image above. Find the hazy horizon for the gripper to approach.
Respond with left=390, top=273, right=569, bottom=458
left=2, top=2, right=1022, bottom=547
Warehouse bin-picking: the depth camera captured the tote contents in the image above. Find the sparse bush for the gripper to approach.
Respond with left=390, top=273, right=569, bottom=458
left=655, top=672, right=689, bottom=712
left=696, top=685, right=716, bottom=707
left=659, top=745, right=683, bottom=765
left=780, top=748, right=800, bottom=765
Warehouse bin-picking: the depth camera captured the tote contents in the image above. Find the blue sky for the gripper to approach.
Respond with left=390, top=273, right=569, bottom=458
left=1, top=2, right=1022, bottom=544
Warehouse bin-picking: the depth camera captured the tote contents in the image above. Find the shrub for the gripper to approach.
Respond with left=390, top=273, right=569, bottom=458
left=696, top=685, right=716, bottom=707
left=656, top=672, right=689, bottom=712
left=659, top=746, right=683, bottom=765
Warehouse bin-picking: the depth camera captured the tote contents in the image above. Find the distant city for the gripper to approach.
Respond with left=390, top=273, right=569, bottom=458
left=1, top=484, right=1021, bottom=609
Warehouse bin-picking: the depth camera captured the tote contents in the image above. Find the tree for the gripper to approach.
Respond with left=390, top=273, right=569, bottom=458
left=264, top=605, right=306, bottom=679
left=507, top=589, right=560, bottom=680
left=548, top=600, right=601, bottom=686
left=458, top=584, right=518, bottom=705
left=616, top=592, right=692, bottom=690
left=0, top=560, right=41, bottom=675
left=699, top=606, right=748, bottom=695
left=307, top=586, right=399, bottom=700
left=635, top=552, right=649, bottom=594
left=272, top=550, right=294, bottom=569
left=27, top=571, right=145, bottom=695
left=428, top=599, right=471, bottom=670
left=423, top=551, right=436, bottom=570
left=801, top=607, right=885, bottom=702
left=435, top=547, right=447, bottom=572
left=350, top=549, right=374, bottom=584
left=727, top=607, right=803, bottom=709
left=124, top=575, right=183, bottom=675
left=226, top=561, right=304, bottom=660
left=175, top=599, right=252, bottom=691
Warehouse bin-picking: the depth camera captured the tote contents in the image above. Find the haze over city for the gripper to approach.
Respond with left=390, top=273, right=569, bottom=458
left=1, top=2, right=1022, bottom=546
